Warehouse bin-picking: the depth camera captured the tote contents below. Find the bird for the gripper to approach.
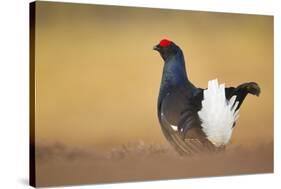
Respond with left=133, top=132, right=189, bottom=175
left=153, top=39, right=261, bottom=155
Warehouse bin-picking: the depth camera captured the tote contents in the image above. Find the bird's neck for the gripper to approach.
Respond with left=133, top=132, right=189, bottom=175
left=160, top=51, right=189, bottom=90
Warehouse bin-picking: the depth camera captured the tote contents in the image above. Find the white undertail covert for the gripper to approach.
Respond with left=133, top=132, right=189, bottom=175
left=198, top=79, right=240, bottom=147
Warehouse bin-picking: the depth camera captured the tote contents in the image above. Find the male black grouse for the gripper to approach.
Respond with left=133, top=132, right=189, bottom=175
left=154, top=39, right=261, bottom=155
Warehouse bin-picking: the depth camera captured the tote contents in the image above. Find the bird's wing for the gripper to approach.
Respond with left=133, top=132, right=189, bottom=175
left=159, top=90, right=214, bottom=155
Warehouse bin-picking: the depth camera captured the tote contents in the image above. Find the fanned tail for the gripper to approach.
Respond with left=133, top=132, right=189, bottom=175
left=198, top=79, right=240, bottom=147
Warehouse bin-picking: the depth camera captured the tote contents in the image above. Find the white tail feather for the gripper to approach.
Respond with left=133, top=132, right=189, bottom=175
left=198, top=79, right=240, bottom=147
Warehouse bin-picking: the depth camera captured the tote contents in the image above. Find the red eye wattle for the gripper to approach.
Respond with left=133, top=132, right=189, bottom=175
left=159, top=39, right=171, bottom=47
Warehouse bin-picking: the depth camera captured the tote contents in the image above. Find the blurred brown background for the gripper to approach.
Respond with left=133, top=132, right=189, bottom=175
left=34, top=1, right=273, bottom=187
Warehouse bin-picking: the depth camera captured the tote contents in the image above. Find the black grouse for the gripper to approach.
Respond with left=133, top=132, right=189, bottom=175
left=154, top=39, right=261, bottom=155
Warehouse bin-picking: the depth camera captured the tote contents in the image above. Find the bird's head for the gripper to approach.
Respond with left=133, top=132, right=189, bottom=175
left=153, top=39, right=180, bottom=61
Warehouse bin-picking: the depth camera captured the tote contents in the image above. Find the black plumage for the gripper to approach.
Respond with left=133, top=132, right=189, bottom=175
left=154, top=39, right=260, bottom=155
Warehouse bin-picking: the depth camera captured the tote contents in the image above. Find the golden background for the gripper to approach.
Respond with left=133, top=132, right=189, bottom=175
left=35, top=2, right=273, bottom=148
left=34, top=2, right=273, bottom=186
